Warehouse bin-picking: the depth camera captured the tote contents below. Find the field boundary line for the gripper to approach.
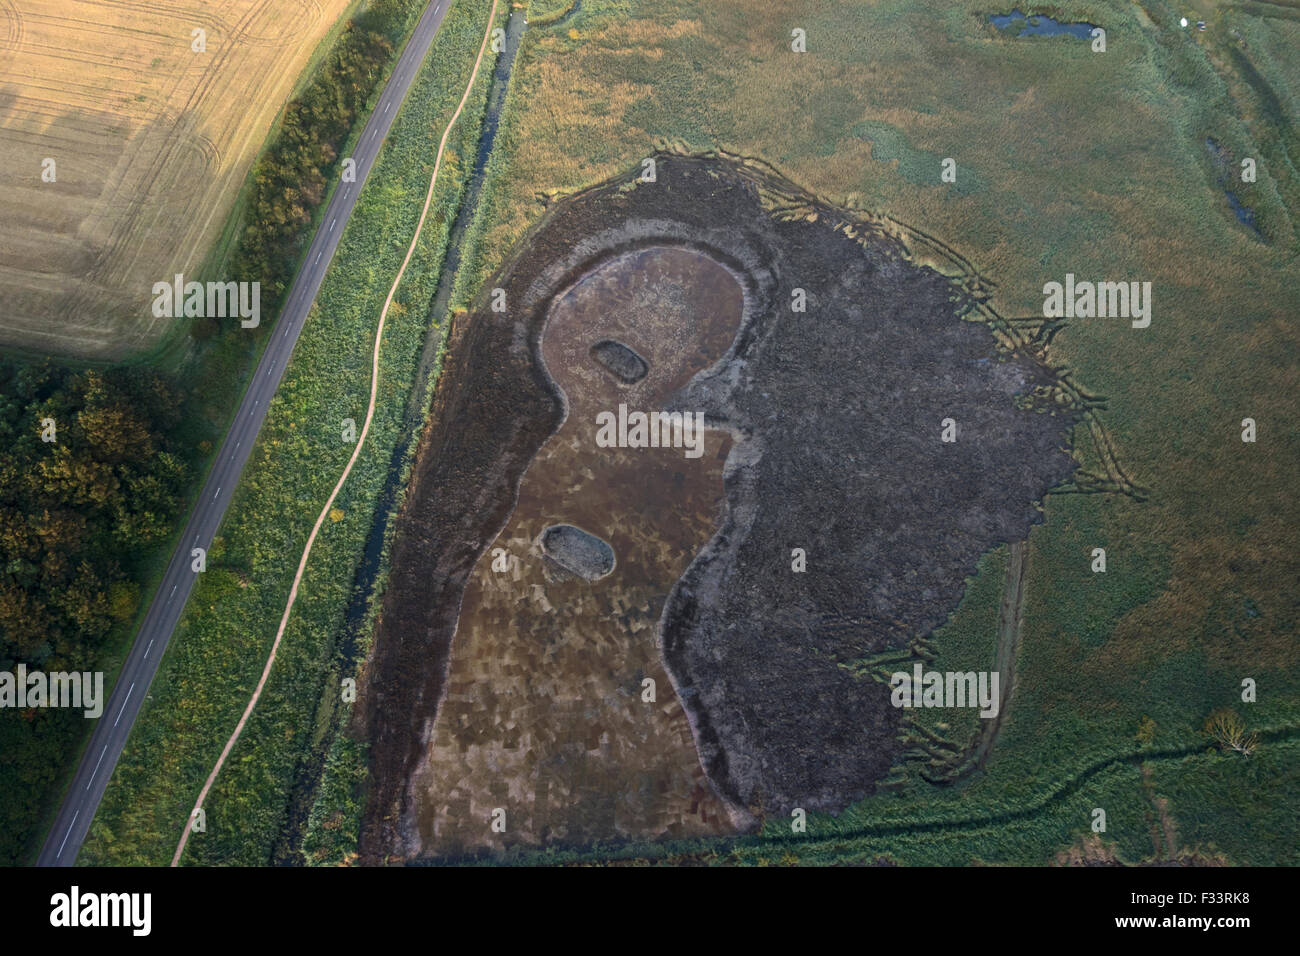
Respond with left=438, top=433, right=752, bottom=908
left=448, top=724, right=1300, bottom=866
left=171, top=0, right=500, bottom=867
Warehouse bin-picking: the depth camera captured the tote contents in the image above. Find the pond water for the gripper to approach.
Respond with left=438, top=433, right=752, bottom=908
left=1205, top=137, right=1263, bottom=238
left=989, top=10, right=1098, bottom=39
left=1225, top=190, right=1259, bottom=230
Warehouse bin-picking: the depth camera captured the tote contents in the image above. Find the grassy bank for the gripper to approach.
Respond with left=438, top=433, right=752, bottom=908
left=80, top=0, right=503, bottom=866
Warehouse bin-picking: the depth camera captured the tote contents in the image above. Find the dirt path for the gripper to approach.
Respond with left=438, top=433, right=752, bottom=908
left=937, top=539, right=1026, bottom=783
left=973, top=539, right=1027, bottom=771
left=170, top=0, right=500, bottom=867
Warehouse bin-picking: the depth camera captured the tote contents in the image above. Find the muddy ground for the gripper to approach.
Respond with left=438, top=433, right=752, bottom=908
left=357, top=154, right=1079, bottom=861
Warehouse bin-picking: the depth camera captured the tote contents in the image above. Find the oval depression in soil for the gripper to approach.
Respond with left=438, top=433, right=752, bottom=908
left=539, top=523, right=615, bottom=580
left=589, top=339, right=649, bottom=384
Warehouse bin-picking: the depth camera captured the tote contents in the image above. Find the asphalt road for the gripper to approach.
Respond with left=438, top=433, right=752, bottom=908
left=36, top=0, right=455, bottom=867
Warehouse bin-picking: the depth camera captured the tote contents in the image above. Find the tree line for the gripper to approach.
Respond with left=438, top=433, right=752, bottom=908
left=0, top=361, right=191, bottom=669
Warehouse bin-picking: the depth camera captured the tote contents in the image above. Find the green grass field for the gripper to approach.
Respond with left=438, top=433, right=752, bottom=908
left=421, top=0, right=1299, bottom=864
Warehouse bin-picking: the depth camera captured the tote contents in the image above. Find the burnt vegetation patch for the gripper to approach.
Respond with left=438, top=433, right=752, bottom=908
left=358, top=152, right=1087, bottom=859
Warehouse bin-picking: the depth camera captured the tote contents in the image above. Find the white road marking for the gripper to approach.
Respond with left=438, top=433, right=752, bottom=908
left=114, top=683, right=135, bottom=727
left=170, top=585, right=177, bottom=598
left=87, top=746, right=107, bottom=789
left=145, top=638, right=154, bottom=658
left=329, top=218, right=336, bottom=232
left=213, top=486, right=221, bottom=500
left=57, top=810, right=79, bottom=857
left=383, top=102, right=390, bottom=114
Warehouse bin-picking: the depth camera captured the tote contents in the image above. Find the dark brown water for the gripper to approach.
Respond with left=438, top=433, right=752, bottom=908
left=408, top=245, right=745, bottom=853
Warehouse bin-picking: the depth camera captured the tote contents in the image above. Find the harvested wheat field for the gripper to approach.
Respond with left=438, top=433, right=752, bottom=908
left=0, top=0, right=354, bottom=359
